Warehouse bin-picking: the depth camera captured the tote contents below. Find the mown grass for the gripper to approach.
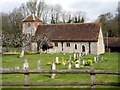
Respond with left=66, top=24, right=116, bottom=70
left=2, top=52, right=119, bottom=88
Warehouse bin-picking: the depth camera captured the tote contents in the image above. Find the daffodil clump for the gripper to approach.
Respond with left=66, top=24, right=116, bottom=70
left=3, top=52, right=20, bottom=55
left=84, top=59, right=93, bottom=66
left=25, top=51, right=38, bottom=55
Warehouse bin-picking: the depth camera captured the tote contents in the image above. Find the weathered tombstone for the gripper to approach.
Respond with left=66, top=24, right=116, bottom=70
left=68, top=60, right=72, bottom=70
left=75, top=60, right=80, bottom=68
left=55, top=57, right=59, bottom=64
left=94, top=57, right=97, bottom=63
left=23, top=59, right=29, bottom=70
left=51, top=61, right=56, bottom=79
left=19, top=49, right=24, bottom=58
left=96, top=55, right=100, bottom=62
left=74, top=53, right=76, bottom=60
left=82, top=59, right=85, bottom=66
left=37, top=60, right=41, bottom=70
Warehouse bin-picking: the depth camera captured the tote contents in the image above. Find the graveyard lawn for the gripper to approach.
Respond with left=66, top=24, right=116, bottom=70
left=2, top=52, right=119, bottom=88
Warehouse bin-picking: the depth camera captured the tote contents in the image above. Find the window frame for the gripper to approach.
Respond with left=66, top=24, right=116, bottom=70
left=54, top=42, right=58, bottom=47
left=75, top=44, right=77, bottom=50
left=66, top=42, right=70, bottom=47
left=82, top=45, right=85, bottom=52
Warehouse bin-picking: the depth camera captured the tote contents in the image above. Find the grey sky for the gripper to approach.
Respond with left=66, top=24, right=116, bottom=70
left=1, top=0, right=119, bottom=22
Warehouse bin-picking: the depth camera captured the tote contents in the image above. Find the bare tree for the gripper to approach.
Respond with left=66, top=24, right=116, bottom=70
left=26, top=0, right=45, bottom=17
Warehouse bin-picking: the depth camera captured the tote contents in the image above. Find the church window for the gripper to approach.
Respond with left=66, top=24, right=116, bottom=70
left=82, top=45, right=85, bottom=52
left=75, top=44, right=77, bottom=49
left=54, top=42, right=58, bottom=47
left=66, top=43, right=70, bottom=47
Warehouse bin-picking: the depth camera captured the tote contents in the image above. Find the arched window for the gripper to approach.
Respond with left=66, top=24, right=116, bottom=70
left=75, top=44, right=77, bottom=49
left=82, top=45, right=85, bottom=52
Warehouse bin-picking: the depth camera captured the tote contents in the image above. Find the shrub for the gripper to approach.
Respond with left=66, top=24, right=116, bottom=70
left=84, top=59, right=93, bottom=66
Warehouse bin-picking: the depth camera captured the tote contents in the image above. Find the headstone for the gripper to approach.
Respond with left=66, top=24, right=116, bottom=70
left=19, top=49, right=24, bottom=58
left=51, top=61, right=56, bottom=79
left=96, top=55, right=100, bottom=62
left=82, top=59, right=85, bottom=66
left=74, top=53, right=76, bottom=59
left=75, top=60, right=80, bottom=68
left=37, top=60, right=41, bottom=70
left=68, top=60, right=71, bottom=70
left=94, top=57, right=97, bottom=63
left=23, top=59, right=29, bottom=70
left=55, top=57, right=59, bottom=64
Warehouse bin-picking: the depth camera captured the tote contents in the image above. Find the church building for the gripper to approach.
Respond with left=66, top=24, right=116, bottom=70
left=22, top=15, right=105, bottom=55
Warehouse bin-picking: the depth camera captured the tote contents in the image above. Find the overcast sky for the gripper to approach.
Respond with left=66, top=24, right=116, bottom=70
left=0, top=0, right=119, bottom=22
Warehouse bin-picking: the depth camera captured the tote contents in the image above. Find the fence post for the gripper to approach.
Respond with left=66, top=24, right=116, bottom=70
left=23, top=59, right=29, bottom=90
left=90, top=67, right=96, bottom=90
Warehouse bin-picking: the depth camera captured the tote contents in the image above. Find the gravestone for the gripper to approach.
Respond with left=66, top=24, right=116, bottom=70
left=19, top=49, right=25, bottom=58
left=74, top=53, right=76, bottom=60
left=51, top=61, right=56, bottom=79
left=68, top=60, right=72, bottom=70
left=23, top=59, right=29, bottom=70
left=55, top=57, right=59, bottom=64
left=75, top=60, right=80, bottom=68
left=94, top=57, right=97, bottom=63
left=96, top=55, right=100, bottom=62
left=37, top=60, right=41, bottom=70
left=82, top=59, right=85, bottom=66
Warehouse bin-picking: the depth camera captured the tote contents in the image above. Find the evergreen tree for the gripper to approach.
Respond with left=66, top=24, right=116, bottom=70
left=51, top=14, right=56, bottom=24
left=81, top=17, right=84, bottom=23
left=67, top=15, right=72, bottom=23
left=78, top=15, right=81, bottom=23
left=74, top=17, right=78, bottom=23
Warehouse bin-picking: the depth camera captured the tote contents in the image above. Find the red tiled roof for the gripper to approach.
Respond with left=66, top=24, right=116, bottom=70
left=22, top=15, right=42, bottom=22
left=35, top=23, right=100, bottom=42
left=104, top=37, right=120, bottom=47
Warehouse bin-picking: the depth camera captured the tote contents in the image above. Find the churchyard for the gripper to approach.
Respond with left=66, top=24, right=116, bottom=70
left=2, top=52, right=119, bottom=88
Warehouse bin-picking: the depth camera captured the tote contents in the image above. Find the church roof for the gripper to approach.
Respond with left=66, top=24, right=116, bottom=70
left=35, top=23, right=100, bottom=42
left=22, top=15, right=42, bottom=22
